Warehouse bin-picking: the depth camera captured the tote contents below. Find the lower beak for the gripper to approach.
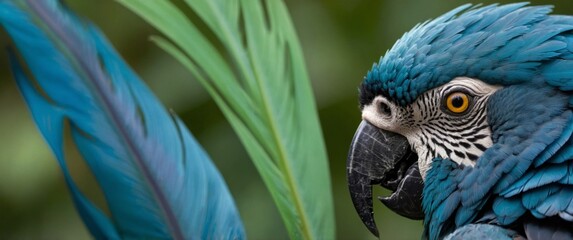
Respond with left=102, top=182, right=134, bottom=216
left=347, top=120, right=424, bottom=237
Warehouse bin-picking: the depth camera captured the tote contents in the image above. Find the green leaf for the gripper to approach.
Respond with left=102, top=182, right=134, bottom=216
left=116, top=0, right=335, bottom=239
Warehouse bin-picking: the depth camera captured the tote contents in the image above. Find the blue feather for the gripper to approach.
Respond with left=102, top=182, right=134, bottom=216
left=534, top=187, right=573, bottom=217
left=533, top=117, right=573, bottom=167
left=492, top=197, right=526, bottom=224
left=444, top=224, right=519, bottom=240
left=558, top=163, right=573, bottom=184
left=1, top=1, right=244, bottom=239
left=363, top=2, right=573, bottom=106
left=521, top=185, right=560, bottom=211
left=501, top=163, right=568, bottom=197
left=9, top=50, right=120, bottom=239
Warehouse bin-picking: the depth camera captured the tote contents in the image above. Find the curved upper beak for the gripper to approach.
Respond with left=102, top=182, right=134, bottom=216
left=347, top=120, right=424, bottom=237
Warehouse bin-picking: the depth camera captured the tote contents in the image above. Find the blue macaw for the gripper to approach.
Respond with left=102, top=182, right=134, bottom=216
left=347, top=3, right=573, bottom=239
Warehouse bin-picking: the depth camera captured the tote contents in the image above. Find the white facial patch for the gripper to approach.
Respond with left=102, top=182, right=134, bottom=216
left=362, top=97, right=402, bottom=132
left=362, top=77, right=501, bottom=179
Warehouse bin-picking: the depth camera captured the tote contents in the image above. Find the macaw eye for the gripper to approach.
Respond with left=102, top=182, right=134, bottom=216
left=444, top=92, right=470, bottom=114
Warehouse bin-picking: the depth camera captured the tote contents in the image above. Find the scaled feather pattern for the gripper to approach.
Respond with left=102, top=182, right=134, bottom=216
left=0, top=0, right=244, bottom=239
left=364, top=3, right=573, bottom=106
left=359, top=3, right=573, bottom=240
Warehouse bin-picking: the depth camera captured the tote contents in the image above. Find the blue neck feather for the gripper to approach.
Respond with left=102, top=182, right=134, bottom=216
left=422, top=84, right=572, bottom=240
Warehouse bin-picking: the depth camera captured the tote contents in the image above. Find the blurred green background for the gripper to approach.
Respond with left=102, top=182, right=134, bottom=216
left=2, top=0, right=573, bottom=239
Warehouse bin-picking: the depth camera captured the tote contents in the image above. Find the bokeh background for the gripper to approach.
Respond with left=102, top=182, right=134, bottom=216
left=2, top=0, right=573, bottom=239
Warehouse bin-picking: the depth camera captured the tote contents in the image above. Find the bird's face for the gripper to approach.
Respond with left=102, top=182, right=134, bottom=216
left=361, top=77, right=500, bottom=178
left=347, top=2, right=573, bottom=238
left=347, top=76, right=501, bottom=236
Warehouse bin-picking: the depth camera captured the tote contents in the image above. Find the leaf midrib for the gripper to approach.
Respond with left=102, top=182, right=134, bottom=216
left=252, top=54, right=313, bottom=240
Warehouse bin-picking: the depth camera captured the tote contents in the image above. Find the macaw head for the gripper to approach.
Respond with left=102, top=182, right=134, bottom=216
left=348, top=3, right=573, bottom=238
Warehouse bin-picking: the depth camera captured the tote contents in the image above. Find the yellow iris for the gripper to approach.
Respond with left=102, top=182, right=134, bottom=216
left=446, top=92, right=469, bottom=113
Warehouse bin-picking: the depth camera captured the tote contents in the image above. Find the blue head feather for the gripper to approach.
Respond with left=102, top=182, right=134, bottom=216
left=376, top=3, right=573, bottom=239
left=362, top=3, right=573, bottom=106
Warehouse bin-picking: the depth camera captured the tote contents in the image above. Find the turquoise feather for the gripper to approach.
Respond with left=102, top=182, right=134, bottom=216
left=1, top=0, right=244, bottom=239
left=444, top=224, right=519, bottom=240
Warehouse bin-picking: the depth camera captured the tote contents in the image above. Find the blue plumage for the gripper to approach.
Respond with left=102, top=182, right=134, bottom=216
left=359, top=2, right=573, bottom=240
left=363, top=3, right=573, bottom=106
left=1, top=0, right=244, bottom=239
left=420, top=68, right=573, bottom=239
left=444, top=224, right=519, bottom=240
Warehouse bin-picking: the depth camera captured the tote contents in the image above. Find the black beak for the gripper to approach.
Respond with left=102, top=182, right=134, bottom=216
left=347, top=120, right=424, bottom=237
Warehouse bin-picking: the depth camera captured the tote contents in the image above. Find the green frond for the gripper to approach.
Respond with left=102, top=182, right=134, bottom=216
left=116, top=0, right=335, bottom=239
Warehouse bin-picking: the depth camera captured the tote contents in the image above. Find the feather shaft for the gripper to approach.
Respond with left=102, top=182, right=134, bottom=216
left=2, top=0, right=244, bottom=238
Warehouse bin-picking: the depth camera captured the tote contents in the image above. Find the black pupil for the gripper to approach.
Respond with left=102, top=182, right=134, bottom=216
left=451, top=95, right=465, bottom=108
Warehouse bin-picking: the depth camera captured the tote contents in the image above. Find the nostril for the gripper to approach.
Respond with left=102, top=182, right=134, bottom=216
left=379, top=101, right=392, bottom=116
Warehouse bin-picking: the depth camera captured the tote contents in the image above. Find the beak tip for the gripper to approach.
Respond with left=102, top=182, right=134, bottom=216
left=378, top=196, right=390, bottom=205
left=348, top=181, right=380, bottom=237
left=347, top=121, right=422, bottom=237
left=378, top=195, right=398, bottom=215
left=362, top=217, right=379, bottom=237
left=371, top=228, right=380, bottom=238
left=362, top=217, right=380, bottom=237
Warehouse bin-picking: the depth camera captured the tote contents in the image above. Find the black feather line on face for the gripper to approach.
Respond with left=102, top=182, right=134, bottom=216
left=359, top=83, right=376, bottom=109
left=359, top=82, right=391, bottom=109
